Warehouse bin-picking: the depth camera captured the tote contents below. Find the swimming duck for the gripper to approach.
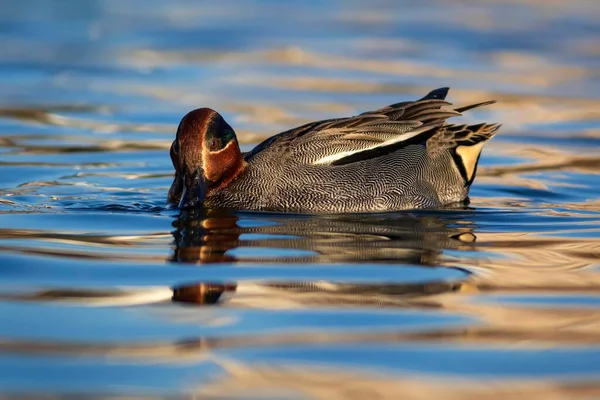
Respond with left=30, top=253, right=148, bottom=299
left=168, top=88, right=499, bottom=213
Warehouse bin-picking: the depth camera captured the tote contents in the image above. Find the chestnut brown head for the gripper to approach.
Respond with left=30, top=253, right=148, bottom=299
left=168, top=108, right=245, bottom=208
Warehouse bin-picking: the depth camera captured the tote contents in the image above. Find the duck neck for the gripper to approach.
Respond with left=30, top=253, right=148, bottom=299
left=211, top=157, right=247, bottom=192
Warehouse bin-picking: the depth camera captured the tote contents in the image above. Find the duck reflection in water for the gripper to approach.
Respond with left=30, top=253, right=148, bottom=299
left=170, top=208, right=478, bottom=306
left=171, top=209, right=241, bottom=263
left=170, top=208, right=477, bottom=265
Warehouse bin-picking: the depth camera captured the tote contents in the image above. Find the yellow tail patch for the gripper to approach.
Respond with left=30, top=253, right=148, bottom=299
left=455, top=141, right=486, bottom=183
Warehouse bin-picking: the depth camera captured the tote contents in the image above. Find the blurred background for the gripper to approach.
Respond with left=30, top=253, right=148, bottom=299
left=1, top=0, right=600, bottom=398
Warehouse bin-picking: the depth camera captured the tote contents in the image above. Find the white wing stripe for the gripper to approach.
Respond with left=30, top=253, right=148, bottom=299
left=312, top=123, right=433, bottom=165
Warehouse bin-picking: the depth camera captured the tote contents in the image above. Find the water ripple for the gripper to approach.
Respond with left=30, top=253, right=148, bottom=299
left=1, top=0, right=600, bottom=397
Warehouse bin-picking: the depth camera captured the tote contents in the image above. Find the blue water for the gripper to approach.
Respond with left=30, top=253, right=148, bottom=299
left=1, top=0, right=600, bottom=398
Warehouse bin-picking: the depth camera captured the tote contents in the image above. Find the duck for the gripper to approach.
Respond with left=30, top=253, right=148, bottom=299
left=168, top=87, right=500, bottom=213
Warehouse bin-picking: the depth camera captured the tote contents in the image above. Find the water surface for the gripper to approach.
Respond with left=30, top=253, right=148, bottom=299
left=1, top=0, right=600, bottom=398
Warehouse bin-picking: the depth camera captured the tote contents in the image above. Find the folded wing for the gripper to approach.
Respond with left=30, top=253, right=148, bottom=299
left=245, top=88, right=496, bottom=167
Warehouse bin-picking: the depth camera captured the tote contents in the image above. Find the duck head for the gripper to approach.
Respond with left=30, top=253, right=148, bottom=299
left=168, top=108, right=246, bottom=208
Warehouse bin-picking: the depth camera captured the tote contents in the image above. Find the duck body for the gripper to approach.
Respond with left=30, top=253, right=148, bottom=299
left=207, top=143, right=463, bottom=213
left=168, top=88, right=500, bottom=213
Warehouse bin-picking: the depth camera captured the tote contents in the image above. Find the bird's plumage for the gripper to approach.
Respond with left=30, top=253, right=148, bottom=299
left=169, top=88, right=500, bottom=213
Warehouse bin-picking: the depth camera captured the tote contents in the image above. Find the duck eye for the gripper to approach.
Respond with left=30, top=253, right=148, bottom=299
left=171, top=141, right=179, bottom=155
left=208, top=138, right=221, bottom=151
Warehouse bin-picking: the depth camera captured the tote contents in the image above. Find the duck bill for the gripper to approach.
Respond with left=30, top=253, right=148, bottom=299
left=167, top=174, right=183, bottom=206
left=178, top=171, right=208, bottom=209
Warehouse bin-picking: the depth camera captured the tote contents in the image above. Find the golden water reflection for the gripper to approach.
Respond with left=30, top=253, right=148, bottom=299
left=0, top=205, right=598, bottom=397
left=1, top=0, right=600, bottom=397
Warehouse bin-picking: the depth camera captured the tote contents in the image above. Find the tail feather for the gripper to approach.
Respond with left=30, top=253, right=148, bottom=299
left=419, top=87, right=450, bottom=101
left=421, top=95, right=500, bottom=187
left=429, top=122, right=501, bottom=186
left=379, top=87, right=449, bottom=111
left=454, top=100, right=496, bottom=114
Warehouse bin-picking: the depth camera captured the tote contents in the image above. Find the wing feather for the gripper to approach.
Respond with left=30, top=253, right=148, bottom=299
left=244, top=88, right=495, bottom=166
